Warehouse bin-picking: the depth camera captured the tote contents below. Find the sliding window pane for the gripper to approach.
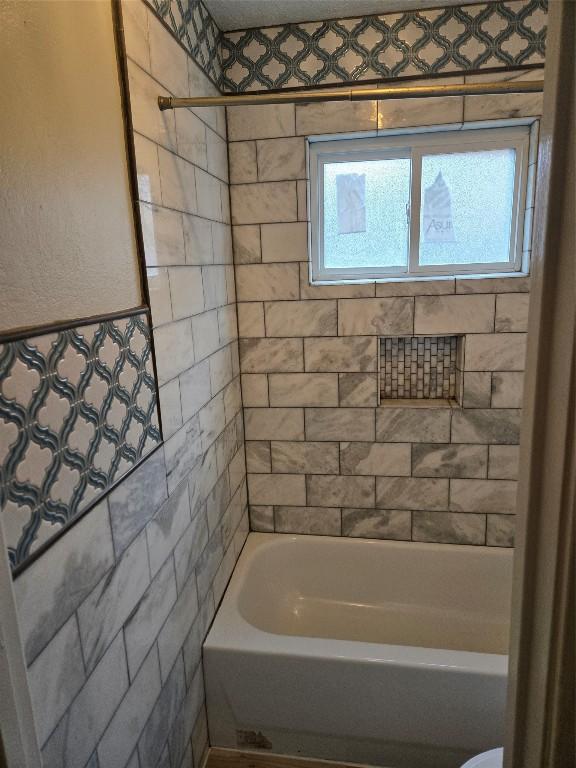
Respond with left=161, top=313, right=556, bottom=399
left=419, top=149, right=516, bottom=266
left=323, top=158, right=410, bottom=270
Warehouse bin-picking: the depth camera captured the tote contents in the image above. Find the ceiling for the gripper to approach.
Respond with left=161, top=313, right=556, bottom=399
left=203, top=0, right=483, bottom=31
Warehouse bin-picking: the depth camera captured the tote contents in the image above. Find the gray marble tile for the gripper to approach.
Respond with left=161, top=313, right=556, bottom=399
left=414, top=294, right=494, bottom=334
left=305, top=408, right=375, bottom=441
left=153, top=319, right=195, bottom=386
left=146, top=480, right=192, bottom=575
left=413, top=511, right=486, bottom=545
left=187, top=447, right=217, bottom=517
left=456, top=276, right=530, bottom=294
left=245, top=441, right=271, bottom=472
left=157, top=570, right=199, bottom=683
left=78, top=530, right=150, bottom=672
left=451, top=408, right=521, bottom=444
left=237, top=302, right=265, bottom=337
left=192, top=309, right=220, bottom=361
left=340, top=442, right=411, bottom=476
left=304, top=337, right=377, bottom=372
left=486, top=514, right=516, bottom=547
left=227, top=104, right=295, bottom=141
left=495, top=293, right=530, bottom=332
left=275, top=506, right=341, bottom=535
left=14, top=500, right=114, bottom=664
left=450, top=479, right=517, bottom=514
left=241, top=373, right=268, bottom=406
left=229, top=141, right=256, bottom=184
left=464, top=333, right=527, bottom=372
left=27, top=616, right=85, bottom=746
left=342, top=509, right=411, bottom=540
left=124, top=559, right=177, bottom=680
left=245, top=407, right=304, bottom=440
left=236, top=262, right=300, bottom=301
left=231, top=182, right=297, bottom=225
left=257, top=137, right=306, bottom=181
left=248, top=473, right=306, bottom=506
left=108, top=448, right=168, bottom=557
left=462, top=371, right=492, bottom=408
left=339, top=373, right=378, bottom=407
left=376, top=477, right=449, bottom=511
left=97, top=649, right=161, bottom=768
left=159, top=378, right=183, bottom=439
left=492, top=371, right=525, bottom=408
left=195, top=531, right=224, bottom=601
left=307, top=475, right=374, bottom=509
left=268, top=373, right=339, bottom=407
left=296, top=101, right=376, bottom=135
left=137, top=656, right=186, bottom=768
left=261, top=222, right=307, bottom=263
left=375, top=279, right=455, bottom=298
left=167, top=666, right=205, bottom=768
left=412, top=444, right=488, bottom=479
left=183, top=214, right=213, bottom=266
left=182, top=596, right=215, bottom=685
left=232, top=224, right=261, bottom=264
left=41, top=632, right=128, bottom=767
left=488, top=445, right=520, bottom=480
left=338, top=298, right=414, bottom=336
left=271, top=441, right=339, bottom=474
left=173, top=511, right=210, bottom=592
left=191, top=707, right=209, bottom=768
left=265, top=300, right=337, bottom=337
left=240, top=338, right=303, bottom=372
left=249, top=505, right=274, bottom=532
left=206, top=471, right=231, bottom=534
left=164, top=417, right=203, bottom=493
left=376, top=407, right=451, bottom=443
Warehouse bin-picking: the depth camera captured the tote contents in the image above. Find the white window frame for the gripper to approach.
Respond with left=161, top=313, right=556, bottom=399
left=309, top=125, right=531, bottom=283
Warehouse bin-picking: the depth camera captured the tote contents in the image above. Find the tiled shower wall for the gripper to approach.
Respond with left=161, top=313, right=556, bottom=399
left=11, top=4, right=246, bottom=768
left=229, top=70, right=541, bottom=549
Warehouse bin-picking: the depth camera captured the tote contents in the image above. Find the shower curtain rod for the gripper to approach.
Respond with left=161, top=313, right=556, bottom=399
left=158, top=79, right=544, bottom=110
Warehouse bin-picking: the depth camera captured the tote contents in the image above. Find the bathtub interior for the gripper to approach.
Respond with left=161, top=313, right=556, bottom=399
left=236, top=535, right=513, bottom=655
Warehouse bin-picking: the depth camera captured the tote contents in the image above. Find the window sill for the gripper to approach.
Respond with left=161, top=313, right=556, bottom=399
left=310, top=272, right=529, bottom=286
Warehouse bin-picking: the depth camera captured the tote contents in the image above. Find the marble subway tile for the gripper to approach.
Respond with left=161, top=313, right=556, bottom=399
left=305, top=408, right=375, bottom=441
left=157, top=568, right=199, bottom=681
left=121, top=0, right=150, bottom=71
left=209, top=347, right=234, bottom=395
left=41, top=632, right=128, bottom=768
left=168, top=266, right=205, bottom=319
left=412, top=444, right=488, bottom=479
left=245, top=408, right=304, bottom=440
left=296, top=101, right=377, bottom=135
left=148, top=267, right=172, bottom=326
left=342, top=509, right=411, bottom=540
left=465, top=333, right=527, bottom=372
left=237, top=302, right=265, bottom=337
left=248, top=473, right=306, bottom=506
left=450, top=479, right=517, bottom=514
left=257, top=137, right=306, bottom=181
left=492, top=371, right=525, bottom=408
left=464, top=70, right=543, bottom=121
left=265, top=300, right=337, bottom=337
left=414, top=294, right=494, bottom=334
left=271, top=441, right=339, bottom=474
left=218, top=304, right=239, bottom=346
left=338, top=298, right=414, bottom=336
left=375, top=279, right=455, bottom=298
left=232, top=224, right=261, bottom=264
left=179, top=360, right=211, bottom=421
left=340, top=442, right=411, bottom=476
left=304, top=336, right=377, bottom=372
left=164, top=417, right=203, bottom=493
left=182, top=597, right=216, bottom=685
left=269, top=373, right=338, bottom=407
left=206, top=128, right=229, bottom=182
left=456, top=276, right=530, bottom=294
left=134, top=133, right=162, bottom=205
left=307, top=475, right=374, bottom=509
left=183, top=214, right=213, bottom=265
left=297, top=179, right=308, bottom=221
left=201, top=265, right=228, bottom=311
left=236, top=262, right=299, bottom=301
left=338, top=373, right=378, bottom=407
left=196, top=168, right=224, bottom=221
left=376, top=407, right=451, bottom=443
left=159, top=379, right=182, bottom=439
left=229, top=141, right=257, bottom=183
left=27, top=616, right=85, bottom=745
left=227, top=104, right=295, bottom=141
left=495, top=293, right=530, bottom=332
left=97, top=649, right=161, bottom=768
left=140, top=203, right=185, bottom=267
left=167, top=666, right=205, bottom=768
left=249, top=505, right=274, bottom=532
left=108, top=448, right=168, bottom=557
left=261, top=222, right=307, bottom=262
left=413, top=511, right=486, bottom=545
left=488, top=445, right=520, bottom=480
left=128, top=62, right=176, bottom=152
left=462, top=371, right=492, bottom=408
left=376, top=477, right=449, bottom=511
left=486, top=514, right=516, bottom=547
left=14, top=500, right=114, bottom=664
left=158, top=148, right=197, bottom=215
left=300, top=263, right=375, bottom=300
left=153, top=319, right=195, bottom=385
left=240, top=338, right=303, bottom=372
left=451, top=408, right=521, bottom=444
left=78, top=530, right=150, bottom=672
left=231, top=182, right=297, bottom=225
left=275, top=506, right=341, bottom=535
left=148, top=12, right=188, bottom=95
left=175, top=109, right=208, bottom=169
left=146, top=480, right=192, bottom=576
left=192, top=310, right=221, bottom=361
left=173, top=511, right=210, bottom=591
left=241, top=374, right=269, bottom=406
left=246, top=441, right=272, bottom=473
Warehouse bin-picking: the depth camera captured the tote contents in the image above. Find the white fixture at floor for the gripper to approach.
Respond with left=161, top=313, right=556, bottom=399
left=461, top=748, right=503, bottom=767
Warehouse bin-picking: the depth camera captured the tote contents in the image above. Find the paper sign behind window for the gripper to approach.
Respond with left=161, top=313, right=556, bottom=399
left=423, top=171, right=456, bottom=243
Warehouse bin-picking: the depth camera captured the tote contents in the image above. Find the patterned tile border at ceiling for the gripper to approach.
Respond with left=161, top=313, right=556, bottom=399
left=0, top=312, right=162, bottom=572
left=219, top=0, right=547, bottom=92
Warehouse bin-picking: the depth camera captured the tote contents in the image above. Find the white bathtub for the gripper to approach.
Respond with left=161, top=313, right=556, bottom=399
left=204, top=533, right=513, bottom=768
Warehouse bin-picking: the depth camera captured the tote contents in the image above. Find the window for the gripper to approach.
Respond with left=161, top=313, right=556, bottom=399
left=309, top=125, right=531, bottom=283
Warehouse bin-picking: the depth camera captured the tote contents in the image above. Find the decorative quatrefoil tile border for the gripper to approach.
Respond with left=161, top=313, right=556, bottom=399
left=0, top=312, right=162, bottom=572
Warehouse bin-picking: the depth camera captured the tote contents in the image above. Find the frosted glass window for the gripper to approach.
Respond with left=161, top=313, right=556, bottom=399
left=419, top=149, right=516, bottom=266
left=323, top=158, right=410, bottom=270
left=309, top=125, right=531, bottom=283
